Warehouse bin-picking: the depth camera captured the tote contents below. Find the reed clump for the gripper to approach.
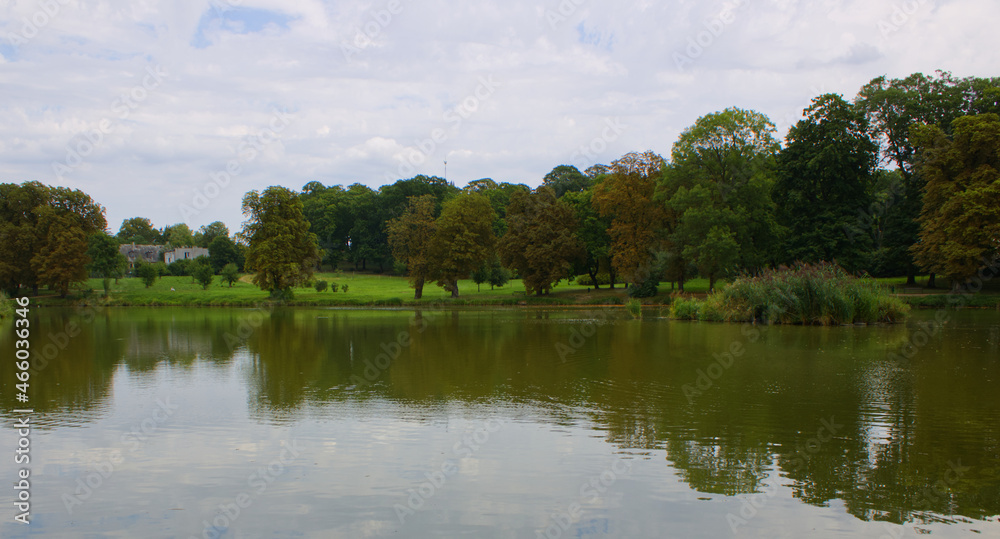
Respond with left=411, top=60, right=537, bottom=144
left=670, top=262, right=909, bottom=325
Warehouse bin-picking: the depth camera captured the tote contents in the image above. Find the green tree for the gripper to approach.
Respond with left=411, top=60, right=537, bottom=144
left=208, top=235, right=243, bottom=272
left=135, top=261, right=159, bottom=288
left=499, top=187, right=584, bottom=295
left=773, top=94, right=878, bottom=271
left=220, top=262, right=240, bottom=287
left=911, top=114, right=1000, bottom=284
left=658, top=107, right=782, bottom=290
left=163, top=223, right=194, bottom=248
left=854, top=71, right=1000, bottom=281
left=192, top=261, right=214, bottom=290
left=196, top=221, right=230, bottom=248
left=31, top=212, right=91, bottom=298
left=14, top=185, right=107, bottom=298
left=561, top=187, right=615, bottom=289
left=592, top=151, right=666, bottom=286
left=0, top=181, right=51, bottom=295
left=542, top=165, right=592, bottom=198
left=117, top=217, right=160, bottom=244
left=86, top=231, right=128, bottom=296
left=387, top=195, right=438, bottom=299
left=428, top=193, right=497, bottom=298
left=239, top=186, right=321, bottom=296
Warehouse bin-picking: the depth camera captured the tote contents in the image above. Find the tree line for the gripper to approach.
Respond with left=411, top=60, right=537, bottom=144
left=2, top=71, right=998, bottom=299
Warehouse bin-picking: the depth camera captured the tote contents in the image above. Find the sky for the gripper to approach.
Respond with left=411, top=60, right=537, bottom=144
left=1, top=0, right=998, bottom=236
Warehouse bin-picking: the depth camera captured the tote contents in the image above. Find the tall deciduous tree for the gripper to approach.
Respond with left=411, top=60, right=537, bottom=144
left=163, top=223, right=195, bottom=248
left=658, top=107, right=782, bottom=291
left=31, top=211, right=92, bottom=298
left=86, top=231, right=128, bottom=294
left=1, top=182, right=105, bottom=297
left=239, top=186, right=321, bottom=296
left=387, top=195, right=438, bottom=299
left=562, top=187, right=615, bottom=289
left=428, top=193, right=496, bottom=298
left=208, top=235, right=243, bottom=272
left=855, top=71, right=1000, bottom=281
left=911, top=114, right=1000, bottom=284
left=0, top=181, right=50, bottom=294
left=592, top=151, right=666, bottom=286
left=542, top=165, right=592, bottom=198
left=196, top=221, right=230, bottom=248
left=773, top=94, right=878, bottom=272
left=499, top=187, right=584, bottom=295
left=117, top=217, right=161, bottom=244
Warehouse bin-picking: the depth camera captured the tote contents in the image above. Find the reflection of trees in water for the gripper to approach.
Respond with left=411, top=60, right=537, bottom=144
left=9, top=308, right=999, bottom=523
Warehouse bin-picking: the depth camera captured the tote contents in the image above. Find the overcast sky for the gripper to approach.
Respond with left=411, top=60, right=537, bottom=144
left=1, top=0, right=997, bottom=235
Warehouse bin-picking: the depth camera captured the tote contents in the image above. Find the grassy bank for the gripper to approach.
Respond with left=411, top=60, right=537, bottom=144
left=671, top=263, right=910, bottom=325
left=12, top=269, right=999, bottom=311
left=30, top=273, right=698, bottom=308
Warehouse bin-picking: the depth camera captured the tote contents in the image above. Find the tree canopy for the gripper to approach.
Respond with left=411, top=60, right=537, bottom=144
left=239, top=186, right=321, bottom=295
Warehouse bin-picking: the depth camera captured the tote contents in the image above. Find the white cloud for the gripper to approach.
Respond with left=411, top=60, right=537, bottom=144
left=1, top=0, right=998, bottom=233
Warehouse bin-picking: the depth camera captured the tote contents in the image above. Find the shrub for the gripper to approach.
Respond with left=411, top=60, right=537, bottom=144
left=627, top=275, right=659, bottom=298
left=315, top=280, right=328, bottom=292
left=670, top=297, right=701, bottom=320
left=220, top=263, right=240, bottom=287
left=342, top=284, right=349, bottom=293
left=330, top=282, right=340, bottom=293
left=167, top=258, right=196, bottom=276
left=135, top=262, right=160, bottom=288
left=193, top=263, right=214, bottom=290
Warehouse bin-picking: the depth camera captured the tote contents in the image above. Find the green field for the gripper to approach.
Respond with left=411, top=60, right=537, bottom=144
left=59, top=272, right=700, bottom=307
left=12, top=270, right=999, bottom=310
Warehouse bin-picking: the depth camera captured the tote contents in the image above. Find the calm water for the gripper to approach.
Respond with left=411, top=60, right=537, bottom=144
left=1, top=306, right=999, bottom=538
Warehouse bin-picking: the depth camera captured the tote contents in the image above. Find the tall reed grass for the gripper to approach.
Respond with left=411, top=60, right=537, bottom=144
left=670, top=262, right=909, bottom=325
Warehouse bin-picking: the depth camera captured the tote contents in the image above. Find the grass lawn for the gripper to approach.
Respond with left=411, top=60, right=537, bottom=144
left=15, top=271, right=998, bottom=309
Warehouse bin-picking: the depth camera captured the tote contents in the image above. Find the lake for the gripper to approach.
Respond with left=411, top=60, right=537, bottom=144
left=2, top=306, right=999, bottom=538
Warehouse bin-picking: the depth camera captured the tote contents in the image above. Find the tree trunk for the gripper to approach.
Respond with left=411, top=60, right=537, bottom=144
left=905, top=272, right=916, bottom=286
left=414, top=281, right=423, bottom=299
left=609, top=267, right=617, bottom=290
left=451, top=282, right=459, bottom=298
left=709, top=274, right=716, bottom=293
left=678, top=267, right=686, bottom=293
left=927, top=273, right=936, bottom=289
left=587, top=265, right=600, bottom=290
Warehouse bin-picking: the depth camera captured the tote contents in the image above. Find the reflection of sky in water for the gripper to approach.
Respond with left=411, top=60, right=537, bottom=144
left=0, top=308, right=998, bottom=538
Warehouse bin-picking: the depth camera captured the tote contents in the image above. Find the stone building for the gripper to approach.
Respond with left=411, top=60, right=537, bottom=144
left=119, top=244, right=164, bottom=269
left=165, top=247, right=210, bottom=264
